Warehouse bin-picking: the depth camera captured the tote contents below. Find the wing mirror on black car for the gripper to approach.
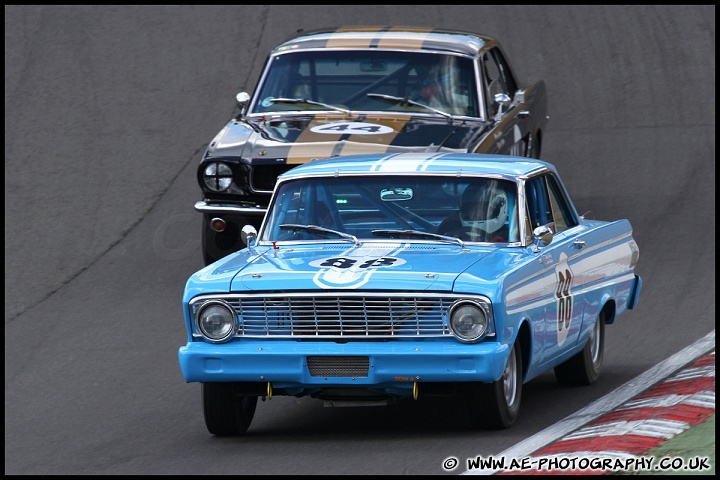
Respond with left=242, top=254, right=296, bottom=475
left=493, top=92, right=512, bottom=120
left=236, top=92, right=251, bottom=115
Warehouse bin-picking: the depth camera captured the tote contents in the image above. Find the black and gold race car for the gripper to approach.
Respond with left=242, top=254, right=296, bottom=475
left=196, top=26, right=548, bottom=264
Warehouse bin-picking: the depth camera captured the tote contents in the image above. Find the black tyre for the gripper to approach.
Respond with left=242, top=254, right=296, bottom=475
left=554, top=312, right=605, bottom=386
left=202, top=383, right=258, bottom=436
left=465, top=340, right=522, bottom=429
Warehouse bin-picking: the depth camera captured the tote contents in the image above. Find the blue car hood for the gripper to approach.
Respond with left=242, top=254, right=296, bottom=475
left=185, top=243, right=513, bottom=295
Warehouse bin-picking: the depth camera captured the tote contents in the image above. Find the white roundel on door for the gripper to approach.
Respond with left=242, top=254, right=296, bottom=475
left=554, top=252, right=575, bottom=346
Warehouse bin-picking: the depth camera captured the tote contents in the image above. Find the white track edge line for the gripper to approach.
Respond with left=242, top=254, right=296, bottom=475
left=461, top=329, right=715, bottom=475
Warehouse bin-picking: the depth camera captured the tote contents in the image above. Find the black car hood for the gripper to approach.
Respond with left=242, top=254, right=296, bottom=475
left=205, top=113, right=491, bottom=165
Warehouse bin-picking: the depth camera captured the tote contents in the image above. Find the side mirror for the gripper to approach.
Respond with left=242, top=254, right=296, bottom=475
left=241, top=224, right=257, bottom=248
left=235, top=92, right=251, bottom=114
left=532, top=225, right=553, bottom=252
left=493, top=92, right=511, bottom=119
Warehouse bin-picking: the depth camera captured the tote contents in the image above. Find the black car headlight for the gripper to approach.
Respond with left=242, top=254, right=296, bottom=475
left=202, top=162, right=233, bottom=192
left=448, top=300, right=490, bottom=343
left=196, top=300, right=237, bottom=342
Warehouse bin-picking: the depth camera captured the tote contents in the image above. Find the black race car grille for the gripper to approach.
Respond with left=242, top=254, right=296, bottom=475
left=249, top=164, right=295, bottom=192
left=307, top=356, right=369, bottom=377
left=215, top=293, right=459, bottom=339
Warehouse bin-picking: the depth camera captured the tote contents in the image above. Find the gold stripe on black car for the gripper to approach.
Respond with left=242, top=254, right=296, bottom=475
left=286, top=114, right=357, bottom=164
left=336, top=115, right=412, bottom=155
left=284, top=114, right=415, bottom=163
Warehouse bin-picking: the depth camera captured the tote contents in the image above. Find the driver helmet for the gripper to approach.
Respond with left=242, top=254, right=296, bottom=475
left=459, top=180, right=509, bottom=234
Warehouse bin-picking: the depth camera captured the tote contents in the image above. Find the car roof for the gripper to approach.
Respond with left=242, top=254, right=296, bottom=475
left=273, top=26, right=495, bottom=57
left=278, top=153, right=554, bottom=180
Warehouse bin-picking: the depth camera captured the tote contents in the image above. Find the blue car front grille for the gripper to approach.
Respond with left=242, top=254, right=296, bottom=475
left=216, top=293, right=460, bottom=338
left=307, top=356, right=370, bottom=377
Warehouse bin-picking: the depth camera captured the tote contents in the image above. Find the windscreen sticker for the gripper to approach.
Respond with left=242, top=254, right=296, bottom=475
left=310, top=121, right=394, bottom=135
left=309, top=244, right=408, bottom=289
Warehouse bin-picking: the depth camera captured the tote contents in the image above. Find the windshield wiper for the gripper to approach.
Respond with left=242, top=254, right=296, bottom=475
left=269, top=97, right=351, bottom=116
left=280, top=224, right=359, bottom=244
left=366, top=93, right=454, bottom=122
left=371, top=229, right=464, bottom=247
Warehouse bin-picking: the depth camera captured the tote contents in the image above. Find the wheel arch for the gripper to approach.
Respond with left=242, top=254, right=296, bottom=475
left=516, top=319, right=532, bottom=382
left=600, top=297, right=617, bottom=325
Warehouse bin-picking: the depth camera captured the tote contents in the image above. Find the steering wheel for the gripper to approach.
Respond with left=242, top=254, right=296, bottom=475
left=439, top=223, right=507, bottom=243
left=439, top=225, right=472, bottom=241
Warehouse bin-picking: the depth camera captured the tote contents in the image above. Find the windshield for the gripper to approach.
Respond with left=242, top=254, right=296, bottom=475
left=252, top=51, right=479, bottom=117
left=261, top=176, right=519, bottom=244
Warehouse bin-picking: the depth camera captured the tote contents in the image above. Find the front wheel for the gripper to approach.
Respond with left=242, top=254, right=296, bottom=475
left=464, top=340, right=522, bottom=429
left=202, top=383, right=258, bottom=436
left=554, top=311, right=605, bottom=386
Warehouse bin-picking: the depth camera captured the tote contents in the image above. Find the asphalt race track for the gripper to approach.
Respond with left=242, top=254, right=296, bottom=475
left=5, top=5, right=715, bottom=475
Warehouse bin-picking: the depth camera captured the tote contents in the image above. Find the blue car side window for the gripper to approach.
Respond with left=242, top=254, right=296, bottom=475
left=546, top=175, right=577, bottom=232
left=526, top=176, right=550, bottom=229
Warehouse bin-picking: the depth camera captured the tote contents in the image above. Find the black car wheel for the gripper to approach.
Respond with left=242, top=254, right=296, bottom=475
left=554, top=311, right=605, bottom=386
left=465, top=340, right=522, bottom=429
left=202, top=383, right=258, bottom=436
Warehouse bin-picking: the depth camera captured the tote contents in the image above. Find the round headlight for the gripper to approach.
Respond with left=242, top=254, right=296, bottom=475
left=197, top=301, right=236, bottom=342
left=449, top=301, right=488, bottom=342
left=203, top=162, right=233, bottom=192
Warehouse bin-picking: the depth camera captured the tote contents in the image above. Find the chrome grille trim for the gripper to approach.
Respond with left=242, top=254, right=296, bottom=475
left=190, top=292, right=491, bottom=339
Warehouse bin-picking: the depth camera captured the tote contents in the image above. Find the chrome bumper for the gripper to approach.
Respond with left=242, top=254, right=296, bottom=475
left=194, top=201, right=267, bottom=217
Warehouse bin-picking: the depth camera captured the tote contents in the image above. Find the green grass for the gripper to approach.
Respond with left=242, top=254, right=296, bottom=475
left=625, top=414, right=715, bottom=476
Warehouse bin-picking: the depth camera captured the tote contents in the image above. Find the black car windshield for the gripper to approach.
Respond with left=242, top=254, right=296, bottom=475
left=261, top=176, right=519, bottom=244
left=252, top=51, right=479, bottom=117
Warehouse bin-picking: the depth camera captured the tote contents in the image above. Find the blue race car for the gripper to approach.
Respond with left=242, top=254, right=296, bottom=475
left=179, top=152, right=641, bottom=435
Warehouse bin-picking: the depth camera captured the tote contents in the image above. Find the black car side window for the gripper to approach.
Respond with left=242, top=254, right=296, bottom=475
left=482, top=48, right=521, bottom=119
left=482, top=52, right=504, bottom=116
left=490, top=48, right=518, bottom=95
